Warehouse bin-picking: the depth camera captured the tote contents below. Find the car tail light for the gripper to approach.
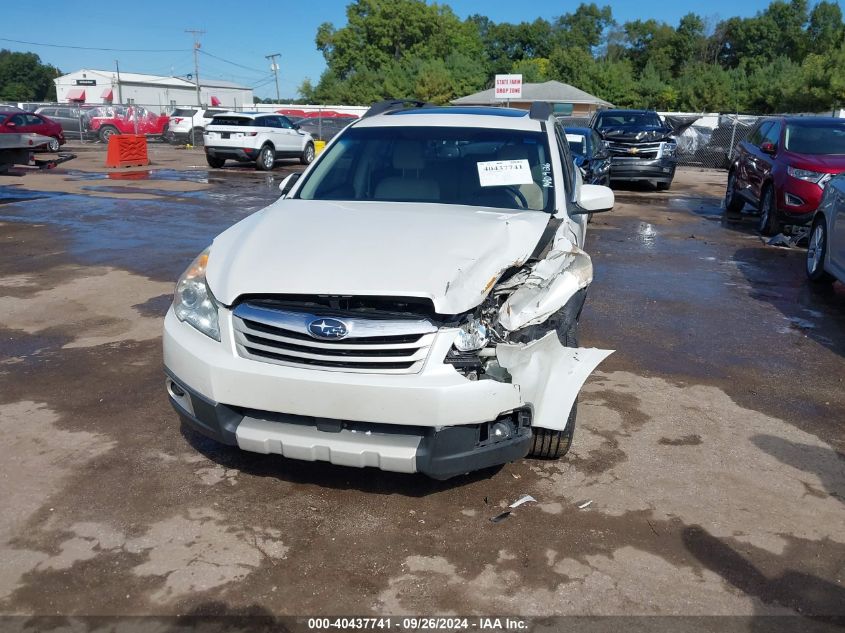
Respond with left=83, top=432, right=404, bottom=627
left=243, top=148, right=254, bottom=154
left=173, top=117, right=183, bottom=124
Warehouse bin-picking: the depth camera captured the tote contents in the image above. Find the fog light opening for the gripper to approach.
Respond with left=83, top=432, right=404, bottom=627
left=168, top=380, right=186, bottom=398
left=785, top=193, right=804, bottom=207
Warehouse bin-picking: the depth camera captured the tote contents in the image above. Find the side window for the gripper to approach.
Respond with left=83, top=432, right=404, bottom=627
left=748, top=121, right=771, bottom=147
left=256, top=117, right=276, bottom=128
left=278, top=116, right=293, bottom=129
left=26, top=114, right=44, bottom=126
left=763, top=121, right=782, bottom=148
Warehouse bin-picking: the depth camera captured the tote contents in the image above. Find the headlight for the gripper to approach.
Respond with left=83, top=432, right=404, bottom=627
left=662, top=142, right=677, bottom=157
left=173, top=248, right=220, bottom=341
left=454, top=318, right=489, bottom=352
left=787, top=166, right=827, bottom=185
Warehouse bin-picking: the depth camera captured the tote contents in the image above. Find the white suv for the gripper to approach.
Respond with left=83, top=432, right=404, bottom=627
left=166, top=108, right=226, bottom=144
left=203, top=112, right=315, bottom=170
left=164, top=101, right=614, bottom=479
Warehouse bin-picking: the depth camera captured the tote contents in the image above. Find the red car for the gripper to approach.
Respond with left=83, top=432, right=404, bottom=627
left=87, top=106, right=170, bottom=143
left=0, top=108, right=65, bottom=151
left=725, top=116, right=845, bottom=235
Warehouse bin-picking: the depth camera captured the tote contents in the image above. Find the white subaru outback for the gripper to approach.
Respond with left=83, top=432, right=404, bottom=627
left=203, top=111, right=316, bottom=170
left=164, top=101, right=614, bottom=479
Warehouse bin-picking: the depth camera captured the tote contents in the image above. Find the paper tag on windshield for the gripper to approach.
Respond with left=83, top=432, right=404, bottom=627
left=566, top=134, right=586, bottom=143
left=477, top=159, right=533, bottom=187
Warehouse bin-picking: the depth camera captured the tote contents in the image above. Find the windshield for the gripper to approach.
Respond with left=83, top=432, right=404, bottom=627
left=297, top=126, right=553, bottom=212
left=784, top=123, right=845, bottom=155
left=596, top=112, right=662, bottom=128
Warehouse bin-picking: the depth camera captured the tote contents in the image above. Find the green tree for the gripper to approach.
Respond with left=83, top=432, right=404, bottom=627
left=0, top=50, right=59, bottom=101
left=555, top=3, right=614, bottom=51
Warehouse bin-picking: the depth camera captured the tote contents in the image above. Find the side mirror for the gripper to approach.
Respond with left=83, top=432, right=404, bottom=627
left=278, top=172, right=301, bottom=197
left=760, top=142, right=776, bottom=155
left=293, top=123, right=301, bottom=130
left=571, top=184, right=614, bottom=214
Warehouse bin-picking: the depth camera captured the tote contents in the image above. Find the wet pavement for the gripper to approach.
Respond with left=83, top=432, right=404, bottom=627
left=0, top=156, right=843, bottom=624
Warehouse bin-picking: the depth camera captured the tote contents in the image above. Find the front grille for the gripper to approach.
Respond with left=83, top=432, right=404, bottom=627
left=607, top=141, right=663, bottom=159
left=232, top=302, right=438, bottom=374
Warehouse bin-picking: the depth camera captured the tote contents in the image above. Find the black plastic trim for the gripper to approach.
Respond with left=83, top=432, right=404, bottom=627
left=165, top=369, right=242, bottom=445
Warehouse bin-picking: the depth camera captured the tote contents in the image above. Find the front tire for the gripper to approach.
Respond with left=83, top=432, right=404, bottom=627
left=758, top=185, right=781, bottom=236
left=99, top=126, right=118, bottom=143
left=725, top=169, right=744, bottom=215
left=300, top=142, right=315, bottom=165
left=256, top=145, right=275, bottom=171
left=206, top=155, right=225, bottom=168
left=806, top=216, right=835, bottom=284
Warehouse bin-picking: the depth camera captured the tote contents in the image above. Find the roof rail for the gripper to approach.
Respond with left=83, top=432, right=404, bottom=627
left=362, top=99, right=435, bottom=118
left=528, top=101, right=553, bottom=121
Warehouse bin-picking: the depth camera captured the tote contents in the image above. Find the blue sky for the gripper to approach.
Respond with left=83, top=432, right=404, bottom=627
left=2, top=0, right=776, bottom=99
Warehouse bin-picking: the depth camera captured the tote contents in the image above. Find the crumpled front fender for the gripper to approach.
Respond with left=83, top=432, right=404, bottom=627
left=497, top=332, right=613, bottom=431
left=497, top=243, right=593, bottom=332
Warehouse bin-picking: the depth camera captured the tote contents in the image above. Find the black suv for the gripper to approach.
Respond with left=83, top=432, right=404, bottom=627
left=591, top=109, right=677, bottom=190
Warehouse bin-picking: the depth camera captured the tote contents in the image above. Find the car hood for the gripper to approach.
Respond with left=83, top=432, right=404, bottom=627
left=783, top=151, right=845, bottom=173
left=599, top=126, right=673, bottom=143
left=206, top=199, right=551, bottom=314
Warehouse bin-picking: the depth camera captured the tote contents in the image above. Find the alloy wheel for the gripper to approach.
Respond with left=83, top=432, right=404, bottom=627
left=807, top=223, right=824, bottom=275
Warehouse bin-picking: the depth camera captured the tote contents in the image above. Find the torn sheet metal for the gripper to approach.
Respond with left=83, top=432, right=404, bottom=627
left=497, top=332, right=613, bottom=432
left=497, top=245, right=593, bottom=332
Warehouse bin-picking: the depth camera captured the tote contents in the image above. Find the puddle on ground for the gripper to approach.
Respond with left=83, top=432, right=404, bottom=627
left=0, top=175, right=281, bottom=279
left=65, top=169, right=211, bottom=184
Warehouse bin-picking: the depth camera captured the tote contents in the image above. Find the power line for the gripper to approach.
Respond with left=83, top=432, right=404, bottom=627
left=0, top=37, right=187, bottom=52
left=198, top=50, right=266, bottom=75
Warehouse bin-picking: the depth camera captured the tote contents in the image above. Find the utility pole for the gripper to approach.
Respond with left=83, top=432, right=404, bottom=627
left=185, top=28, right=205, bottom=106
left=114, top=59, right=123, bottom=104
left=266, top=53, right=281, bottom=103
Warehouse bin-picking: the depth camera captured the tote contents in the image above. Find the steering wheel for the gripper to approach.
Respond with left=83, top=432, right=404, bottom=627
left=503, top=185, right=528, bottom=209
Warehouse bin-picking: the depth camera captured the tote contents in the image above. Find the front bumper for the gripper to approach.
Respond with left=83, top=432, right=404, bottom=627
left=165, top=368, right=532, bottom=480
left=609, top=157, right=675, bottom=182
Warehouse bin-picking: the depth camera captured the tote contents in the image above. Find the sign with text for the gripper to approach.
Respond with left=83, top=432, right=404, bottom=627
left=75, top=79, right=97, bottom=86
left=494, top=74, right=523, bottom=100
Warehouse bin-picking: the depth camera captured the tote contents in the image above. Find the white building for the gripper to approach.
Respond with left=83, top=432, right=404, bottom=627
left=54, top=69, right=253, bottom=114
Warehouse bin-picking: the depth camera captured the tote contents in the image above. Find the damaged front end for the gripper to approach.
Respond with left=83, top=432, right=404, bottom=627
left=444, top=234, right=613, bottom=432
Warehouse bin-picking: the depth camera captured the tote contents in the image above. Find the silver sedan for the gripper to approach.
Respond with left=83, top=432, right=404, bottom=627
left=807, top=173, right=845, bottom=284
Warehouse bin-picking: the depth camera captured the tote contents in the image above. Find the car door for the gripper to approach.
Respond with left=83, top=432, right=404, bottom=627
left=831, top=179, right=845, bottom=276
left=756, top=119, right=782, bottom=199
left=277, top=116, right=301, bottom=152
left=254, top=116, right=280, bottom=153
left=742, top=121, right=773, bottom=202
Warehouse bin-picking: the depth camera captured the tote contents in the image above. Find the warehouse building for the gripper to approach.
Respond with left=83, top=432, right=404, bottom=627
left=54, top=69, right=253, bottom=114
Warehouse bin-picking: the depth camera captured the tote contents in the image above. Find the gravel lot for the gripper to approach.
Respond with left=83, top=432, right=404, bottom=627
left=0, top=143, right=843, bottom=628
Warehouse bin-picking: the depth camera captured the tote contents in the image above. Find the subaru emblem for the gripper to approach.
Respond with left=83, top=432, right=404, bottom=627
left=308, top=317, right=348, bottom=340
